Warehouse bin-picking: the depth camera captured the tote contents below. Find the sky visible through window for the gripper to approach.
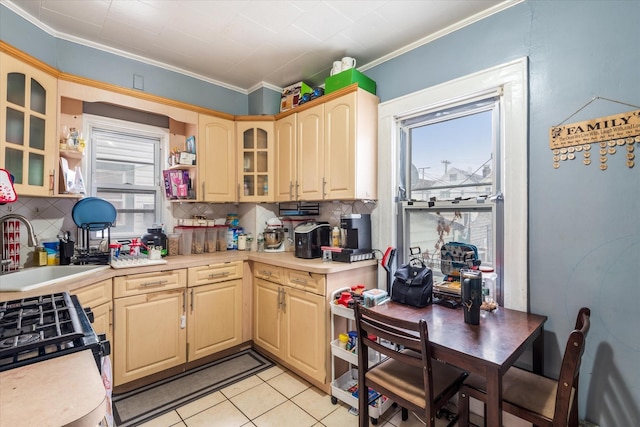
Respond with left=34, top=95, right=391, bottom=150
left=411, top=110, right=492, bottom=183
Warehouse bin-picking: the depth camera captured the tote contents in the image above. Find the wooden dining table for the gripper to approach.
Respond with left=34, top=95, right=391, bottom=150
left=369, top=301, right=547, bottom=426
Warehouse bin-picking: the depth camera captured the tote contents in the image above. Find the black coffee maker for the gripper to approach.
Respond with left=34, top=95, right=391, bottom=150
left=340, top=214, right=371, bottom=252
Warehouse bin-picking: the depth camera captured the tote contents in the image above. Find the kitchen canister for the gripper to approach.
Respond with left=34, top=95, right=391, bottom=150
left=192, top=228, right=205, bottom=254
left=479, top=266, right=498, bottom=304
left=177, top=228, right=193, bottom=255
left=238, top=234, right=247, bottom=251
left=206, top=227, right=218, bottom=253
left=167, top=233, right=179, bottom=256
left=142, top=227, right=167, bottom=256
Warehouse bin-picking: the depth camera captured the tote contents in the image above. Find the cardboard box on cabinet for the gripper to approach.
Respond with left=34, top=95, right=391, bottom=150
left=280, top=81, right=312, bottom=112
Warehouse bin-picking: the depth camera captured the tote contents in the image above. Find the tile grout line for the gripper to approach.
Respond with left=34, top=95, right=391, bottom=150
left=145, top=369, right=358, bottom=427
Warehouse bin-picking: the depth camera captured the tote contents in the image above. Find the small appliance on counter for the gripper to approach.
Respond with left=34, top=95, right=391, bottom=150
left=294, top=221, right=330, bottom=259
left=340, top=213, right=372, bottom=251
left=332, top=213, right=374, bottom=263
left=263, top=218, right=287, bottom=253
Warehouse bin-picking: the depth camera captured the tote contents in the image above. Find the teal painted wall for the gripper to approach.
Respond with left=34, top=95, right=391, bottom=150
left=248, top=87, right=281, bottom=115
left=367, top=2, right=640, bottom=426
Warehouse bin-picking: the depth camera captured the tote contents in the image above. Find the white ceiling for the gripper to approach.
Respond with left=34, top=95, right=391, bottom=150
left=4, top=0, right=513, bottom=93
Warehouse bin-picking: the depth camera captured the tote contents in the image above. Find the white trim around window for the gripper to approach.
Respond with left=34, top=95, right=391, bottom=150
left=377, top=57, right=528, bottom=311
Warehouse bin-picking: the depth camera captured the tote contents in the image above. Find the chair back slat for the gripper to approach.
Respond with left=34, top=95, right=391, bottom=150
left=359, top=314, right=420, bottom=347
left=358, top=315, right=426, bottom=368
left=355, top=304, right=436, bottom=414
left=553, top=307, right=591, bottom=426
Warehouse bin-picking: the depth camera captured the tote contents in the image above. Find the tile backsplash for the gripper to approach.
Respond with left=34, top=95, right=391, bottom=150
left=0, top=197, right=78, bottom=268
left=1, top=197, right=376, bottom=268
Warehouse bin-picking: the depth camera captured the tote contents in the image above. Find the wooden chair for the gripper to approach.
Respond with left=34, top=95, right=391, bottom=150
left=354, top=304, right=468, bottom=427
left=458, top=307, right=591, bottom=427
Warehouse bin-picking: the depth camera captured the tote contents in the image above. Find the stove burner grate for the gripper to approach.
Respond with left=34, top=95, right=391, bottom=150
left=0, top=333, right=41, bottom=349
left=0, top=293, right=85, bottom=362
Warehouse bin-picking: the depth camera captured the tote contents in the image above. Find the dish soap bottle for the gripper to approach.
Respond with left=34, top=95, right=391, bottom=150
left=35, top=246, right=48, bottom=266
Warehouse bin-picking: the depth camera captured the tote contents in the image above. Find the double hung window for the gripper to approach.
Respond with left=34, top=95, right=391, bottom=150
left=378, top=59, right=528, bottom=310
left=397, top=95, right=502, bottom=301
left=85, top=115, right=165, bottom=239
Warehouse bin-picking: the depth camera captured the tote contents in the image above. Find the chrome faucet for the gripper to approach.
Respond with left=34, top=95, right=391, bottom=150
left=0, top=214, right=39, bottom=269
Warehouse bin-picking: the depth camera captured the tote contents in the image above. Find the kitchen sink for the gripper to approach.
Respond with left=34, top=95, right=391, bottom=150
left=0, top=265, right=110, bottom=292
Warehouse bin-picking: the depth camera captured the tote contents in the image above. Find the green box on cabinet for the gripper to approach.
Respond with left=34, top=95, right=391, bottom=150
left=324, top=69, right=376, bottom=95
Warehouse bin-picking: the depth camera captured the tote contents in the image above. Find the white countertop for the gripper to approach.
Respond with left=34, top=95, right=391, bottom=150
left=0, top=251, right=378, bottom=301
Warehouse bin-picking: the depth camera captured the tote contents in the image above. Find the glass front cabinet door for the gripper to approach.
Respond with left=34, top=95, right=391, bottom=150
left=0, top=52, right=57, bottom=197
left=236, top=119, right=275, bottom=202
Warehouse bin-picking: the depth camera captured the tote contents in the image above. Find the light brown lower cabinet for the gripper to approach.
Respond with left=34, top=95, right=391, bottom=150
left=187, top=262, right=243, bottom=361
left=253, top=263, right=326, bottom=384
left=283, top=286, right=325, bottom=382
left=112, top=263, right=244, bottom=387
left=113, top=269, right=187, bottom=386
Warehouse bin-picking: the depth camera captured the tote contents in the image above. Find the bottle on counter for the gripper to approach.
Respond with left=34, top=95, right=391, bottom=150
left=35, top=246, right=48, bottom=266
left=480, top=266, right=497, bottom=304
left=257, top=233, right=265, bottom=252
left=238, top=234, right=247, bottom=251
left=43, top=242, right=59, bottom=265
left=331, top=226, right=340, bottom=247
left=142, top=226, right=168, bottom=256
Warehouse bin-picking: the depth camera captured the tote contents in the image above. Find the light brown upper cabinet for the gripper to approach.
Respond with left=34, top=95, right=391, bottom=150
left=274, top=113, right=297, bottom=201
left=236, top=118, right=275, bottom=202
left=199, top=114, right=237, bottom=202
left=323, top=89, right=378, bottom=200
left=275, top=102, right=325, bottom=202
left=0, top=52, right=57, bottom=197
left=274, top=86, right=378, bottom=202
left=296, top=103, right=325, bottom=201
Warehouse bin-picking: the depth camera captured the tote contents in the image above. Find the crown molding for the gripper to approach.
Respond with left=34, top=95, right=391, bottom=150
left=359, top=0, right=523, bottom=72
left=1, top=0, right=248, bottom=95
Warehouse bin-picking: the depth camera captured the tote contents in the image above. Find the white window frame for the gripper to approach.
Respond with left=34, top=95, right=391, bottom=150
left=82, top=114, right=168, bottom=239
left=377, top=58, right=528, bottom=310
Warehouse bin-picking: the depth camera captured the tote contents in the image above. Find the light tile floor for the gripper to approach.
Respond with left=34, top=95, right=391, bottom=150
left=137, top=364, right=459, bottom=427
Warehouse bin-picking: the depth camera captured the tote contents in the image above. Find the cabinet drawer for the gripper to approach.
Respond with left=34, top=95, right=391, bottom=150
left=188, top=261, right=242, bottom=287
left=74, top=279, right=112, bottom=307
left=113, top=269, right=186, bottom=298
left=284, top=269, right=326, bottom=296
left=253, top=262, right=284, bottom=284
